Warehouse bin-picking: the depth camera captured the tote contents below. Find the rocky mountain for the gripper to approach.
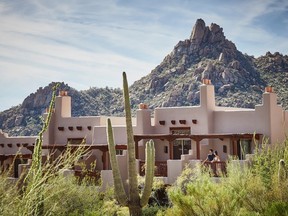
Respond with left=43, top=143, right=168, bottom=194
left=255, top=51, right=288, bottom=109
left=130, top=19, right=266, bottom=109
left=0, top=83, right=123, bottom=136
left=0, top=19, right=287, bottom=136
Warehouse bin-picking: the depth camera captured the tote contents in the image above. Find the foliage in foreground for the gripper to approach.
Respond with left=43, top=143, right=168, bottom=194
left=166, top=140, right=288, bottom=216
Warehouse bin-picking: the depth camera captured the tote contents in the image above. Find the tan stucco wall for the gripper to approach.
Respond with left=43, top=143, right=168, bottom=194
left=0, top=131, right=36, bottom=155
left=214, top=110, right=256, bottom=133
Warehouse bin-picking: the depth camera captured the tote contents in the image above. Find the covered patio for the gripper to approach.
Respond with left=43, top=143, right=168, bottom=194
left=134, top=133, right=262, bottom=160
left=134, top=133, right=261, bottom=177
left=25, top=144, right=127, bottom=170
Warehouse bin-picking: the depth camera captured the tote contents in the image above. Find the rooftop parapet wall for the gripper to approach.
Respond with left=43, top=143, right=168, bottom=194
left=0, top=130, right=36, bottom=155
left=53, top=116, right=100, bottom=144
left=154, top=79, right=215, bottom=135
left=154, top=106, right=203, bottom=134
left=213, top=110, right=256, bottom=134
left=93, top=125, right=137, bottom=145
left=255, top=87, right=286, bottom=143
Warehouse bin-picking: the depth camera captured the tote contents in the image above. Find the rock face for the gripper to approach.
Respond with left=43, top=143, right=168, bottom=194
left=190, top=18, right=207, bottom=44
left=130, top=19, right=265, bottom=109
left=0, top=19, right=288, bottom=136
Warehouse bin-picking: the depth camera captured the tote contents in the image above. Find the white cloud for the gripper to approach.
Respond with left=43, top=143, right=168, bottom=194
left=0, top=0, right=287, bottom=111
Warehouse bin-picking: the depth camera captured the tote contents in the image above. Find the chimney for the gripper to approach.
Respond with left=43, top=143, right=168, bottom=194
left=136, top=103, right=152, bottom=134
left=202, top=79, right=211, bottom=85
left=55, top=90, right=71, bottom=117
left=200, top=79, right=215, bottom=109
left=138, top=103, right=148, bottom=110
left=265, top=86, right=273, bottom=93
left=59, top=90, right=68, bottom=96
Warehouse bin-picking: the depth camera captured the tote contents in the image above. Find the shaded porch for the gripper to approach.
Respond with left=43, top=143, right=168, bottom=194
left=24, top=144, right=127, bottom=180
left=134, top=133, right=262, bottom=160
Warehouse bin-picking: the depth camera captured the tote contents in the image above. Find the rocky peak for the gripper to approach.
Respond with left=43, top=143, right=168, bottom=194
left=174, top=19, right=236, bottom=64
left=190, top=18, right=207, bottom=44
left=190, top=19, right=226, bottom=45
left=130, top=18, right=265, bottom=110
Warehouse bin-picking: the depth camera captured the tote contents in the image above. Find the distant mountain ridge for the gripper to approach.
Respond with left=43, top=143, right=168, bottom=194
left=1, top=19, right=288, bottom=136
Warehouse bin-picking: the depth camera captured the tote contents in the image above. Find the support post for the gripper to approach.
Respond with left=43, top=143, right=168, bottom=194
left=169, top=142, right=173, bottom=159
left=102, top=150, right=107, bottom=170
left=196, top=139, right=200, bottom=160
left=135, top=141, right=139, bottom=159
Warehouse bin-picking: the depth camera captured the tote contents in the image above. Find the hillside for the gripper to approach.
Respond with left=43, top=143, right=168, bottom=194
left=0, top=19, right=287, bottom=136
left=0, top=83, right=123, bottom=136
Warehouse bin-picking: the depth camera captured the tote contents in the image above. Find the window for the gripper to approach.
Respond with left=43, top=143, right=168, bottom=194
left=164, top=146, right=168, bottom=153
left=223, top=145, right=227, bottom=153
left=116, top=149, right=123, bottom=155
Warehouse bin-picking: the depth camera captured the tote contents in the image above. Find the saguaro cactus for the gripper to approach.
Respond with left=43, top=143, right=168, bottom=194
left=107, top=72, right=155, bottom=216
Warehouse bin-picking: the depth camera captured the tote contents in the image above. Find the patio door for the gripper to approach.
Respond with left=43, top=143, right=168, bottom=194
left=170, top=127, right=191, bottom=159
left=237, top=139, right=251, bottom=160
left=173, top=139, right=191, bottom=159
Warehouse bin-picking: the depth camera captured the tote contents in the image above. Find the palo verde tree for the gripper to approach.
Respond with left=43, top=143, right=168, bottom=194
left=107, top=72, right=155, bottom=216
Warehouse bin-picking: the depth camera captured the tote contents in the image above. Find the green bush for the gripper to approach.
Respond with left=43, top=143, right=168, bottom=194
left=165, top=139, right=288, bottom=216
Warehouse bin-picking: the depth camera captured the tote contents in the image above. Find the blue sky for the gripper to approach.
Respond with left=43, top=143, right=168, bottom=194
left=0, top=0, right=287, bottom=111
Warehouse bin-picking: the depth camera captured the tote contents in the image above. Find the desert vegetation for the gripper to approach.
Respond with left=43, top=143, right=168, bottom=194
left=166, top=139, right=288, bottom=216
left=1, top=138, right=288, bottom=215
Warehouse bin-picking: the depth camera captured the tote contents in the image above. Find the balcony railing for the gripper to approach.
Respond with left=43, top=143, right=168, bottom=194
left=203, top=161, right=227, bottom=177
left=139, top=161, right=167, bottom=177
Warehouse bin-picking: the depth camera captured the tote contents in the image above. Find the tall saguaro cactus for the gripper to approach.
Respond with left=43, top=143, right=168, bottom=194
left=107, top=72, right=155, bottom=216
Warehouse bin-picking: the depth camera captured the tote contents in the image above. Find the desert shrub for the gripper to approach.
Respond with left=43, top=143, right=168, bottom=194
left=0, top=172, right=22, bottom=216
left=44, top=176, right=104, bottom=215
left=264, top=201, right=288, bottom=216
left=166, top=141, right=288, bottom=216
left=142, top=204, right=166, bottom=216
left=167, top=166, right=242, bottom=216
left=0, top=149, right=105, bottom=216
left=252, top=138, right=288, bottom=187
left=0, top=85, right=105, bottom=215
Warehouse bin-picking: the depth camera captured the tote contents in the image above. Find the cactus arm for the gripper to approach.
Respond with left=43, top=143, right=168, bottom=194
left=122, top=72, right=140, bottom=205
left=140, top=140, right=155, bottom=207
left=107, top=118, right=128, bottom=206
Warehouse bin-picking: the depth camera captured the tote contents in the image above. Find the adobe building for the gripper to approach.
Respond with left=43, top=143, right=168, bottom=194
left=1, top=80, right=288, bottom=184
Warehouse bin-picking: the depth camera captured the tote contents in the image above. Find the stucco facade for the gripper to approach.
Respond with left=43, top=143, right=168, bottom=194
left=1, top=80, right=288, bottom=184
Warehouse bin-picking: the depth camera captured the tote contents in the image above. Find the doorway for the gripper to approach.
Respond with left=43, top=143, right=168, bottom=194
left=173, top=139, right=191, bottom=159
left=13, top=158, right=28, bottom=178
left=237, top=139, right=251, bottom=160
left=170, top=127, right=191, bottom=159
